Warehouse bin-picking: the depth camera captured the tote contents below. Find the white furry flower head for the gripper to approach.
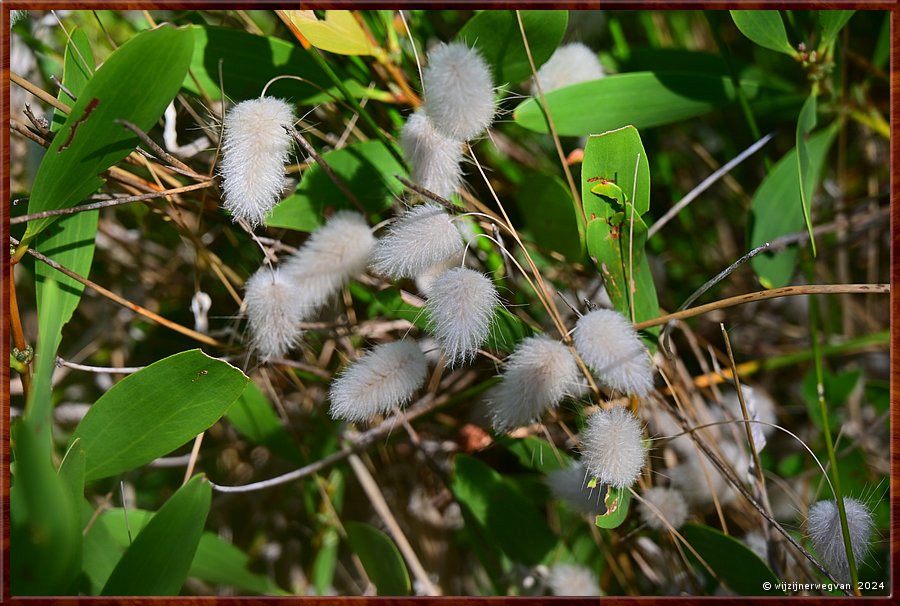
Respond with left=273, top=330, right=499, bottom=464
left=283, top=211, right=375, bottom=312
left=638, top=486, right=689, bottom=530
left=328, top=341, right=429, bottom=423
left=422, top=42, right=495, bottom=141
left=573, top=308, right=654, bottom=397
left=401, top=111, right=464, bottom=200
left=581, top=406, right=646, bottom=489
left=486, top=336, right=586, bottom=432
left=243, top=266, right=304, bottom=360
left=546, top=461, right=604, bottom=515
left=370, top=203, right=465, bottom=280
left=546, top=563, right=602, bottom=597
left=808, top=497, right=873, bottom=583
left=219, top=96, right=295, bottom=227
left=531, top=42, right=605, bottom=95
left=427, top=267, right=498, bottom=367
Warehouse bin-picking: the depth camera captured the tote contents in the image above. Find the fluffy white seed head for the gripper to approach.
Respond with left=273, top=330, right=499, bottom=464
left=219, top=97, right=295, bottom=227
left=546, top=462, right=604, bottom=515
left=243, top=266, right=304, bottom=360
left=370, top=203, right=465, bottom=280
left=531, top=42, right=605, bottom=95
left=422, top=42, right=494, bottom=141
left=581, top=406, right=646, bottom=489
left=638, top=486, right=689, bottom=530
left=573, top=308, right=654, bottom=396
left=808, top=497, right=874, bottom=583
left=426, top=267, right=498, bottom=367
left=486, top=336, right=586, bottom=432
left=546, top=563, right=602, bottom=597
left=282, top=211, right=375, bottom=312
left=401, top=111, right=464, bottom=200
left=328, top=341, right=429, bottom=423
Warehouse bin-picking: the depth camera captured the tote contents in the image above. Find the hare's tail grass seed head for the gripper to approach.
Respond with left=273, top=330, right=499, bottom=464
left=581, top=406, right=646, bottom=490
left=487, top=336, right=585, bottom=432
left=573, top=308, right=654, bottom=397
left=808, top=497, right=874, bottom=583
left=546, top=461, right=604, bottom=515
left=328, top=341, right=429, bottom=423
left=546, top=563, right=602, bottom=597
left=637, top=486, right=689, bottom=530
left=531, top=42, right=605, bottom=96
left=401, top=110, right=464, bottom=200
left=283, top=210, right=375, bottom=310
left=370, top=203, right=465, bottom=280
left=422, top=42, right=495, bottom=142
left=219, top=96, right=295, bottom=228
left=244, top=266, right=304, bottom=361
left=426, top=267, right=498, bottom=367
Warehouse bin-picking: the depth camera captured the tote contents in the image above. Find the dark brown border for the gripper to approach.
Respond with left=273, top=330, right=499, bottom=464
left=2, top=2, right=896, bottom=603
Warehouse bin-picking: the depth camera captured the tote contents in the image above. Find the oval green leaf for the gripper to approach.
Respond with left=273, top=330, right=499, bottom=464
left=101, top=475, right=211, bottom=596
left=594, top=484, right=631, bottom=529
left=69, top=349, right=249, bottom=481
left=682, top=523, right=782, bottom=595
left=518, top=172, right=585, bottom=261
left=817, top=11, right=854, bottom=48
left=730, top=10, right=796, bottom=56
left=344, top=521, right=411, bottom=596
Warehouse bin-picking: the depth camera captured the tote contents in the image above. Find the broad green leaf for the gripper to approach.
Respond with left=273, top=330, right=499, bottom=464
left=101, top=475, right=211, bottom=596
left=281, top=10, right=374, bottom=56
left=796, top=93, right=819, bottom=256
left=191, top=533, right=287, bottom=595
left=344, top=521, right=411, bottom=596
left=184, top=25, right=377, bottom=103
left=498, top=435, right=570, bottom=473
left=620, top=48, right=728, bottom=75
left=457, top=10, right=568, bottom=84
left=51, top=27, right=94, bottom=133
left=58, top=439, right=86, bottom=516
left=69, top=349, right=249, bottom=481
left=226, top=381, right=302, bottom=464
left=486, top=308, right=536, bottom=353
left=594, top=484, right=631, bottom=529
left=451, top=454, right=557, bottom=565
left=817, top=11, right=854, bottom=48
left=312, top=469, right=346, bottom=596
left=581, top=127, right=660, bottom=342
left=23, top=25, right=194, bottom=242
left=515, top=72, right=757, bottom=136
left=25, top=277, right=65, bottom=456
left=730, top=11, right=796, bottom=56
left=268, top=140, right=406, bottom=232
left=682, top=523, right=782, bottom=595
left=750, top=125, right=838, bottom=288
left=517, top=172, right=585, bottom=261
left=801, top=368, right=859, bottom=432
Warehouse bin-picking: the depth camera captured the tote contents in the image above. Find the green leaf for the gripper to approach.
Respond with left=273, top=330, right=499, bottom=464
left=801, top=368, right=859, bottom=432
left=191, top=533, right=287, bottom=595
left=11, top=418, right=82, bottom=595
left=344, top=521, right=411, bottom=596
left=517, top=172, right=585, bottom=261
left=457, top=10, right=568, bottom=84
left=58, top=438, right=86, bottom=514
left=498, top=435, right=570, bottom=473
left=226, top=381, right=302, bottom=464
left=750, top=124, right=838, bottom=288
left=796, top=93, right=819, bottom=256
left=69, top=349, right=249, bottom=481
left=817, top=11, right=854, bottom=48
left=682, top=523, right=782, bottom=595
left=620, top=48, right=728, bottom=75
left=594, top=484, right=631, bottom=529
left=51, top=26, right=94, bottom=133
left=486, top=308, right=536, bottom=353
left=23, top=25, right=194, bottom=242
left=581, top=127, right=660, bottom=341
left=730, top=10, right=796, bottom=56
left=281, top=10, right=375, bottom=56
left=514, top=72, right=757, bottom=136
left=268, top=140, right=406, bottom=232
left=451, top=454, right=557, bottom=566
left=101, top=475, right=211, bottom=596
left=25, top=277, right=66, bottom=456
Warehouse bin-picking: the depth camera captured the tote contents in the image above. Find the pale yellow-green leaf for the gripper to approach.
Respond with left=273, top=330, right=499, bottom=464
left=283, top=10, right=373, bottom=56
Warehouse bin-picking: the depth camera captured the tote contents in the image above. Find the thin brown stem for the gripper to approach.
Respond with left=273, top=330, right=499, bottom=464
left=11, top=71, right=71, bottom=113
left=286, top=127, right=367, bottom=214
left=9, top=277, right=33, bottom=396
left=115, top=119, right=206, bottom=179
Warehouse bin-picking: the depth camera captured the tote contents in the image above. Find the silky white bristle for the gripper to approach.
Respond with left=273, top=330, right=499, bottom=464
left=370, top=203, right=465, bottom=279
left=546, top=563, right=602, bottom=597
left=328, top=341, right=429, bottom=423
left=546, top=462, right=605, bottom=515
left=573, top=308, right=654, bottom=397
left=243, top=266, right=304, bottom=360
left=486, top=336, right=586, bottom=432
left=283, top=211, right=374, bottom=312
left=638, top=486, right=689, bottom=530
left=219, top=97, right=295, bottom=227
left=531, top=42, right=605, bottom=95
left=581, top=406, right=646, bottom=489
left=422, top=42, right=494, bottom=141
left=808, top=497, right=873, bottom=583
left=426, top=267, right=498, bottom=367
left=401, top=111, right=464, bottom=200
